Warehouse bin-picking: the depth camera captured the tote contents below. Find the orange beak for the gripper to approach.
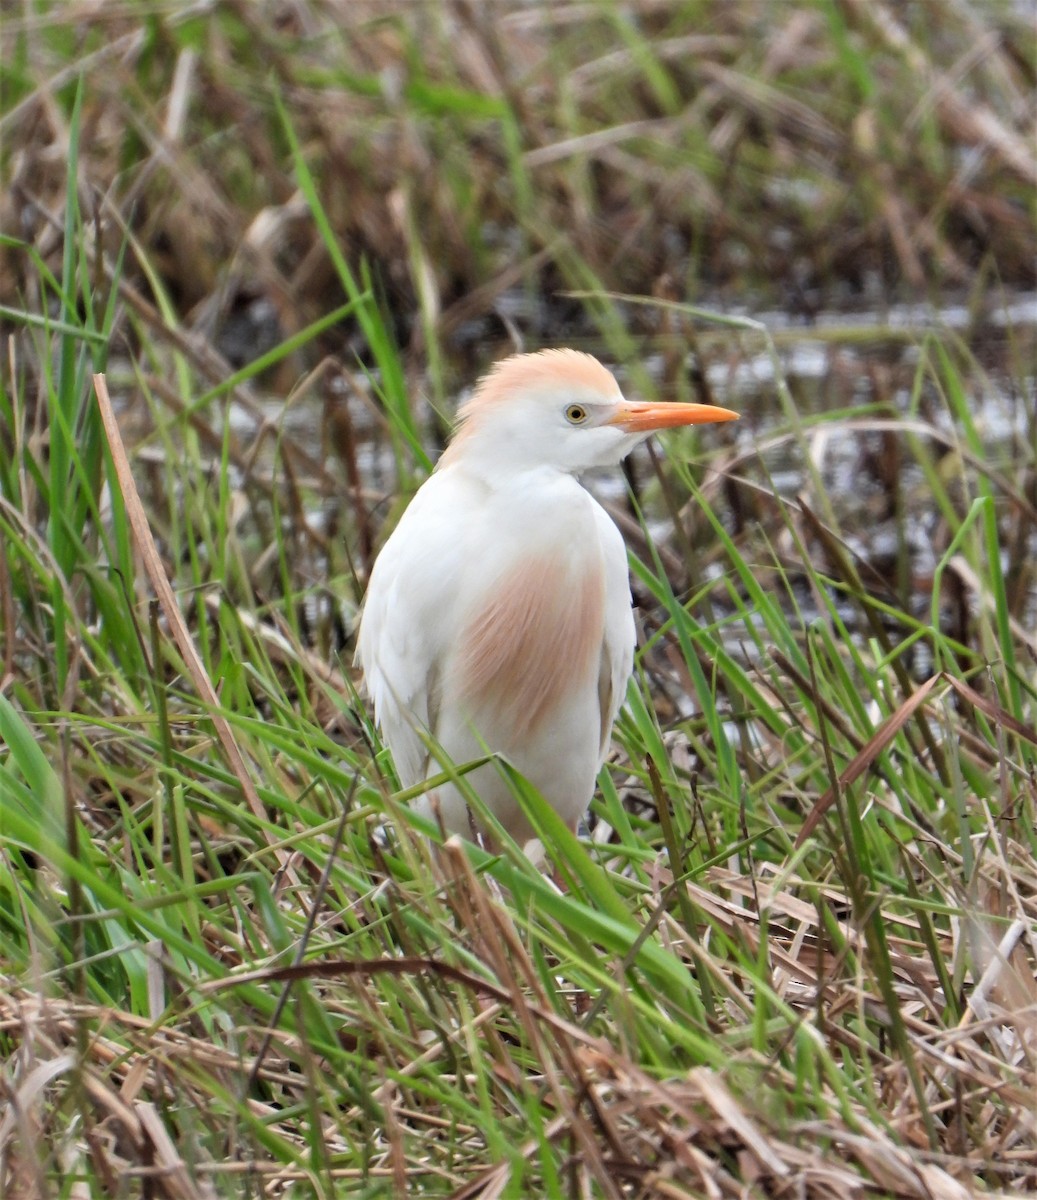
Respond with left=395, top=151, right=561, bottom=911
left=607, top=399, right=739, bottom=432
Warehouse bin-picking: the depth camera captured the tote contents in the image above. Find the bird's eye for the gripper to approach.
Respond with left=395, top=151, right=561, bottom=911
left=565, top=403, right=588, bottom=425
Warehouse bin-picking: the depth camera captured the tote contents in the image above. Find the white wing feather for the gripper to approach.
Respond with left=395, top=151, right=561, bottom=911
left=593, top=501, right=636, bottom=761
left=355, top=469, right=483, bottom=786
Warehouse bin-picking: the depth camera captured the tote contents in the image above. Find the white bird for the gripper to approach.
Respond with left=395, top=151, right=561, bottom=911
left=356, top=349, right=737, bottom=846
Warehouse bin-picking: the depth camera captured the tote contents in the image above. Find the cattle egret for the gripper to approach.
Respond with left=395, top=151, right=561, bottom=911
left=356, top=349, right=737, bottom=846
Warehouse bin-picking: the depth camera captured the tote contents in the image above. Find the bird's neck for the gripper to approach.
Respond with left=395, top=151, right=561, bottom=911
left=438, top=450, right=577, bottom=492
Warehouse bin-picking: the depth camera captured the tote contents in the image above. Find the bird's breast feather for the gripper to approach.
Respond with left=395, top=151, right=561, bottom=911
left=453, top=548, right=607, bottom=740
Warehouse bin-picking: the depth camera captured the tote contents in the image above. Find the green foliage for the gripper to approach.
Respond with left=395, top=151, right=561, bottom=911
left=0, top=0, right=1034, bottom=1194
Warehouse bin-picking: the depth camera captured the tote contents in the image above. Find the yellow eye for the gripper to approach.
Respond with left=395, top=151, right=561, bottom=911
left=565, top=403, right=588, bottom=425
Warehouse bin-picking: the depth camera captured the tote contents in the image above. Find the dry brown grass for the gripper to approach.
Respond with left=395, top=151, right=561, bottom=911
left=2, top=0, right=1033, bottom=377
left=1, top=1, right=1035, bottom=1197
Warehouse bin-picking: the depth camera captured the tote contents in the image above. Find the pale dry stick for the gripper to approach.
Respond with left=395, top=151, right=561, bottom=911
left=135, top=1100, right=214, bottom=1200
left=0, top=29, right=145, bottom=137
left=961, top=917, right=1034, bottom=1063
left=93, top=373, right=287, bottom=866
left=690, top=1068, right=790, bottom=1180
left=523, top=115, right=684, bottom=168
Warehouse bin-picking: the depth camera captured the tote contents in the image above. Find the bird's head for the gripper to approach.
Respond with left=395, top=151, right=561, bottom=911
left=440, top=349, right=738, bottom=477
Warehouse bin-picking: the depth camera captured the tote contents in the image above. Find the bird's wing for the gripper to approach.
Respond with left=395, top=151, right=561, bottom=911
left=593, top=503, right=636, bottom=761
left=355, top=470, right=478, bottom=787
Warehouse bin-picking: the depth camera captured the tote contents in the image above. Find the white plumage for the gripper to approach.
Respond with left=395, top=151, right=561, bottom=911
left=356, top=349, right=737, bottom=845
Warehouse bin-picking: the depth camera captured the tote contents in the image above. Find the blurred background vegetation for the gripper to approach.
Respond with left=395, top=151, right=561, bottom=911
left=3, top=0, right=1034, bottom=375
left=0, top=1, right=1035, bottom=1196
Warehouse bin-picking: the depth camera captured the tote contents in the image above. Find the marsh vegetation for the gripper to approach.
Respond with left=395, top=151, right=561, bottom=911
left=1, top=1, right=1035, bottom=1195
